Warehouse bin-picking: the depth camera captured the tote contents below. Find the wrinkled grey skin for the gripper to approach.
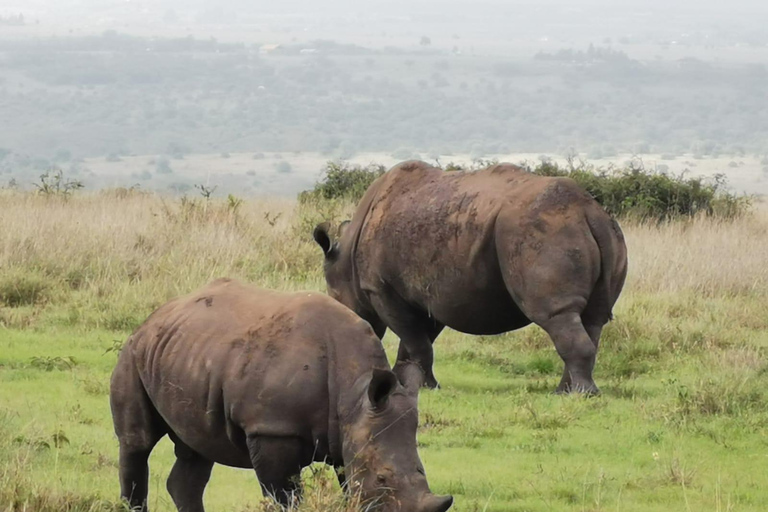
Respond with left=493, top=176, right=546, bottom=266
left=314, top=161, right=628, bottom=393
left=110, top=278, right=452, bottom=512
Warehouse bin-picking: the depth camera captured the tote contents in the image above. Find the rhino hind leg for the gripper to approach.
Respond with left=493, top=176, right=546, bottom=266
left=166, top=439, right=213, bottom=512
left=247, top=435, right=308, bottom=507
left=110, top=353, right=167, bottom=511
left=555, top=323, right=603, bottom=393
left=539, top=312, right=599, bottom=394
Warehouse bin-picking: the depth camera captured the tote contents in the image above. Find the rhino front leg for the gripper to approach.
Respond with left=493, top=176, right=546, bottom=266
left=391, top=332, right=439, bottom=389
left=370, top=292, right=442, bottom=389
left=335, top=464, right=347, bottom=490
left=555, top=367, right=572, bottom=394
left=247, top=435, right=308, bottom=507
left=394, top=327, right=444, bottom=390
left=166, top=439, right=213, bottom=512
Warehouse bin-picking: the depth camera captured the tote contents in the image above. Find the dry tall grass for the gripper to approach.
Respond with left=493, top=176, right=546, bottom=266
left=1, top=191, right=766, bottom=326
left=0, top=190, right=356, bottom=328
left=626, top=203, right=768, bottom=297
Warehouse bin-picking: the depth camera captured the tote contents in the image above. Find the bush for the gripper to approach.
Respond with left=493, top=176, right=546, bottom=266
left=300, top=161, right=385, bottom=203
left=300, top=160, right=750, bottom=221
left=34, top=169, right=84, bottom=198
left=275, top=161, right=293, bottom=174
left=155, top=157, right=173, bottom=174
left=529, top=161, right=750, bottom=221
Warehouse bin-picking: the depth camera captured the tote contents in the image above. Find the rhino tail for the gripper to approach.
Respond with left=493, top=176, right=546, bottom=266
left=584, top=209, right=625, bottom=323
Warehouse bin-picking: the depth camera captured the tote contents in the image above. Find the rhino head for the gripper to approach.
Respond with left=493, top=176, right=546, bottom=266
left=342, top=363, right=453, bottom=512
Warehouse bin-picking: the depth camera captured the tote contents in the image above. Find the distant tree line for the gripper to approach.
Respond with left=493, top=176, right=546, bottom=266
left=1, top=36, right=767, bottom=170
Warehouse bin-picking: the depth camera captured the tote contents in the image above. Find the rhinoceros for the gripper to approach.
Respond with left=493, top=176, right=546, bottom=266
left=313, top=161, right=628, bottom=393
left=110, top=278, right=452, bottom=512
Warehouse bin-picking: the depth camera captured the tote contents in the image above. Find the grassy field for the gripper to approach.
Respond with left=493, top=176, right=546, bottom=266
left=1, top=191, right=767, bottom=512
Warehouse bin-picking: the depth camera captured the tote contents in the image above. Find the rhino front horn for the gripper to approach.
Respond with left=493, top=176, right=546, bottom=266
left=421, top=494, right=454, bottom=512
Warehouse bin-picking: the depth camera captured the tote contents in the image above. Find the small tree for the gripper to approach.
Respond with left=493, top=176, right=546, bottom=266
left=156, top=157, right=173, bottom=174
left=275, top=161, right=293, bottom=173
left=34, top=169, right=84, bottom=198
left=195, top=183, right=216, bottom=199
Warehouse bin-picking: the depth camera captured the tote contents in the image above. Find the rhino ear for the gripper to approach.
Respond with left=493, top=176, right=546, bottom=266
left=313, top=222, right=333, bottom=256
left=393, top=362, right=425, bottom=397
left=338, top=219, right=351, bottom=238
left=368, top=369, right=398, bottom=411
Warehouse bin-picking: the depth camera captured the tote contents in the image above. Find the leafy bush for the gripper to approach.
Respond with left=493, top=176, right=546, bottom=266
left=299, top=161, right=385, bottom=203
left=301, top=159, right=749, bottom=221
left=530, top=161, right=750, bottom=220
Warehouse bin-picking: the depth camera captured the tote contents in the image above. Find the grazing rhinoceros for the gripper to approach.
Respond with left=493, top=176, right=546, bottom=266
left=110, top=278, right=452, bottom=512
left=313, top=161, right=628, bottom=393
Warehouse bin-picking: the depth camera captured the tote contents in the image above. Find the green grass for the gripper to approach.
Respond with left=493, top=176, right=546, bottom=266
left=2, top=293, right=767, bottom=512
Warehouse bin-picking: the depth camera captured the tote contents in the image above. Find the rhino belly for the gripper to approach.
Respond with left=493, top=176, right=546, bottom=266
left=421, top=281, right=531, bottom=335
left=149, top=386, right=254, bottom=468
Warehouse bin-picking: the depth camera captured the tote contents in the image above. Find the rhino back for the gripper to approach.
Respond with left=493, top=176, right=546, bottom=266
left=357, top=163, right=542, bottom=296
left=125, top=279, right=357, bottom=465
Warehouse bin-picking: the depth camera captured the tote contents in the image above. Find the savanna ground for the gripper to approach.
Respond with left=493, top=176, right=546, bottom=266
left=1, top=190, right=767, bottom=512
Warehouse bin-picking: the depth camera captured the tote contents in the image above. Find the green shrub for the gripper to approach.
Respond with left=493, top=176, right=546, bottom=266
left=529, top=161, right=750, bottom=220
left=34, top=169, right=83, bottom=198
left=302, top=159, right=750, bottom=221
left=300, top=161, right=385, bottom=203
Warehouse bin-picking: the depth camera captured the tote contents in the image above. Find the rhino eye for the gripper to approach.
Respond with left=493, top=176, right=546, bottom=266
left=376, top=474, right=387, bottom=485
left=416, top=467, right=426, bottom=476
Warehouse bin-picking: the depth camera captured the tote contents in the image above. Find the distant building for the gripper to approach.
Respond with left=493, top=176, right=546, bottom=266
left=259, top=44, right=282, bottom=55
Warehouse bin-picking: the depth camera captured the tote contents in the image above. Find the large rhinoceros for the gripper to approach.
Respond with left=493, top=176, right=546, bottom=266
left=110, top=278, right=452, bottom=512
left=313, top=161, right=628, bottom=393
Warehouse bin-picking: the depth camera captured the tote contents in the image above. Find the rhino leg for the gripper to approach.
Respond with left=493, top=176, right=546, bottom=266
left=166, top=439, right=213, bottom=512
left=110, top=352, right=167, bottom=511
left=555, top=367, right=572, bottom=394
left=370, top=292, right=442, bottom=389
left=394, top=322, right=443, bottom=389
left=392, top=330, right=439, bottom=389
left=554, top=320, right=602, bottom=393
left=335, top=465, right=347, bottom=491
left=247, top=435, right=307, bottom=507
left=554, top=305, right=606, bottom=394
left=540, top=312, right=599, bottom=394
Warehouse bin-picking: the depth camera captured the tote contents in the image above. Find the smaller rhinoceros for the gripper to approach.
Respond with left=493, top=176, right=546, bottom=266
left=110, top=278, right=452, bottom=512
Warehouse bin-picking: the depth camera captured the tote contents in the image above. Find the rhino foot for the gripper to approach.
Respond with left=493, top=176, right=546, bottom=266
left=555, top=382, right=600, bottom=396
